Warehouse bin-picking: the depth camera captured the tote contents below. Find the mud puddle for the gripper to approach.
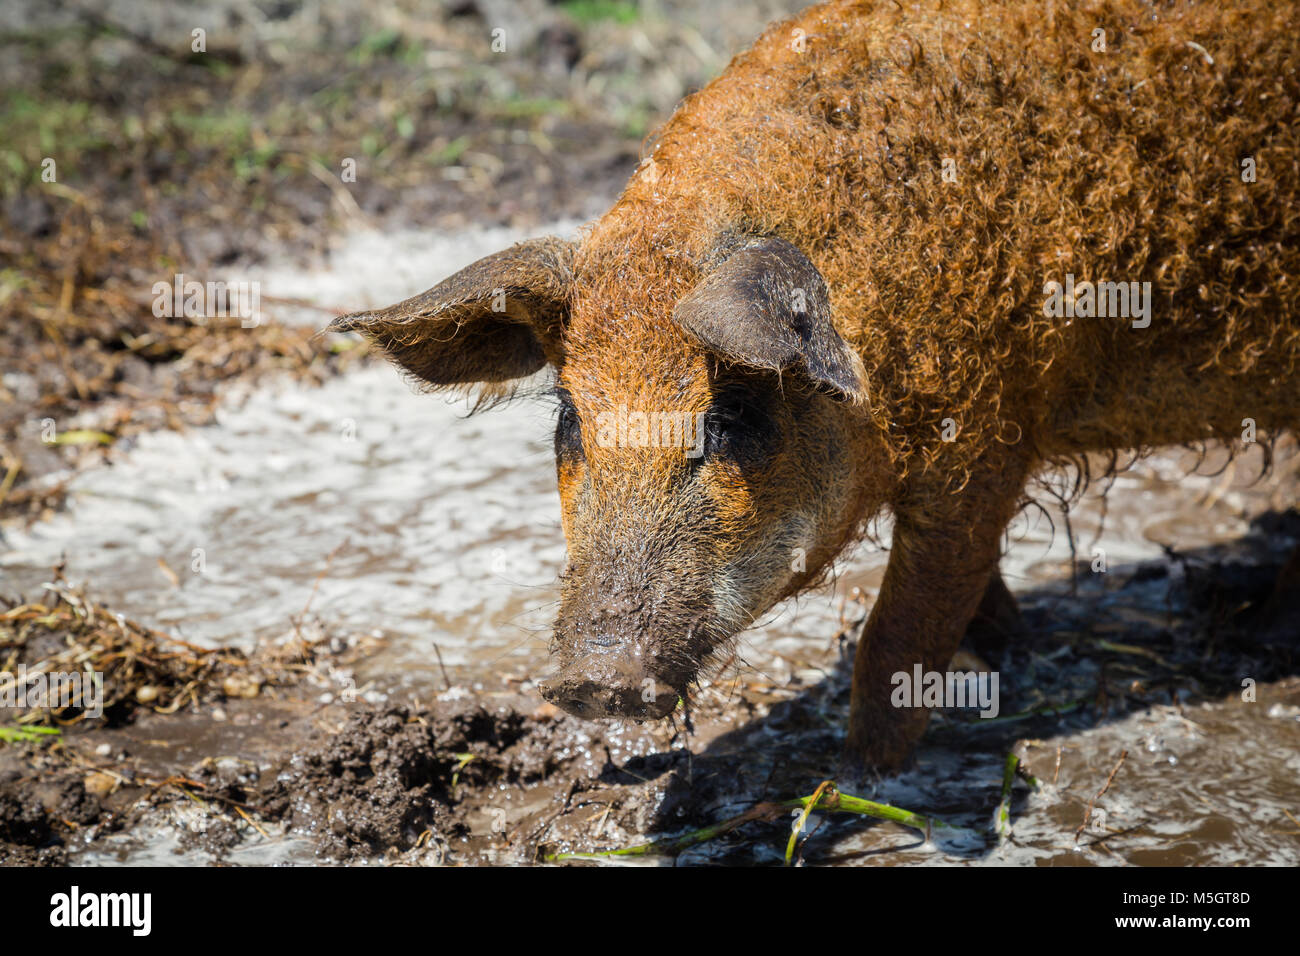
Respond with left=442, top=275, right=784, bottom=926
left=1, top=222, right=585, bottom=693
left=8, top=537, right=1297, bottom=867
left=2, top=224, right=1298, bottom=865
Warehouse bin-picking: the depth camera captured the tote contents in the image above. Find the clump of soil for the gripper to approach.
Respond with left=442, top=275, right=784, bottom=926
left=0, top=578, right=374, bottom=864
left=257, top=704, right=530, bottom=859
left=252, top=697, right=808, bottom=864
left=0, top=779, right=52, bottom=851
left=0, top=767, right=129, bottom=866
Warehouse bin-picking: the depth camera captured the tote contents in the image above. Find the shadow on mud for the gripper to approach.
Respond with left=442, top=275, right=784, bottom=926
left=627, top=509, right=1299, bottom=865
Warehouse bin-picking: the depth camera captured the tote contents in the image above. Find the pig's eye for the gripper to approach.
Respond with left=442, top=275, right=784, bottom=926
left=554, top=390, right=584, bottom=461
left=703, top=388, right=778, bottom=466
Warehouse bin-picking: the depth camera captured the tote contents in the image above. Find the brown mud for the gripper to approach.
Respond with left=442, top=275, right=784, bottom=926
left=2, top=506, right=1296, bottom=866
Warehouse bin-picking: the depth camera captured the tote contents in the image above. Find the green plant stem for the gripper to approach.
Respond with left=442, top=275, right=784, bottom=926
left=546, top=780, right=963, bottom=863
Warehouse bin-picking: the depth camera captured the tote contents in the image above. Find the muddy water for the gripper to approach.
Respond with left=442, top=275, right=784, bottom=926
left=1, top=224, right=586, bottom=693
left=3, top=223, right=1298, bottom=865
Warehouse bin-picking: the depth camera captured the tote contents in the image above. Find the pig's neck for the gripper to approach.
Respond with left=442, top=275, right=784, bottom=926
left=785, top=420, right=898, bottom=602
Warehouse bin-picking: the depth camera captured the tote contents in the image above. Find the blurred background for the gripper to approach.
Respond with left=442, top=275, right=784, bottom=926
left=0, top=0, right=805, bottom=522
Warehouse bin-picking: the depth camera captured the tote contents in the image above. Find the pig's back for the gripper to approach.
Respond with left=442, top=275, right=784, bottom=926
left=635, top=0, right=1300, bottom=479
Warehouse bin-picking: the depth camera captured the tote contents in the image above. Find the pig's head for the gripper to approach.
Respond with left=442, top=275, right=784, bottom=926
left=331, top=231, right=883, bottom=721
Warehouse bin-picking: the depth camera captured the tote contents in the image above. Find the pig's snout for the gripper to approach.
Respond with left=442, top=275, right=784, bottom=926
left=537, top=656, right=680, bottom=721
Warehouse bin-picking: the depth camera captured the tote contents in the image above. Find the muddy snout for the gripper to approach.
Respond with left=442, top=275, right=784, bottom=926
left=537, top=652, right=680, bottom=721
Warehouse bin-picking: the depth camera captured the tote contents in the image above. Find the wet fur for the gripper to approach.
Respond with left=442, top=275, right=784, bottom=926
left=337, top=0, right=1299, bottom=767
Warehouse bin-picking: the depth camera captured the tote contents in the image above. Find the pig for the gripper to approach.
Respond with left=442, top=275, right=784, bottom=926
left=331, top=0, right=1300, bottom=770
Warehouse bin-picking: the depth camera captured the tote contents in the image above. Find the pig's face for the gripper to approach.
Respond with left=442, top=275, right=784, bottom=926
left=545, top=311, right=874, bottom=718
left=331, top=233, right=879, bottom=721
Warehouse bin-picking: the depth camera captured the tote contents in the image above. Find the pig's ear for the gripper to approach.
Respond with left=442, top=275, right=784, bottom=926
left=329, top=237, right=575, bottom=393
left=672, top=236, right=869, bottom=405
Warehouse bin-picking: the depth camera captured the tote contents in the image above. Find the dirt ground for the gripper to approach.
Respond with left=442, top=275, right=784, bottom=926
left=2, top=505, right=1297, bottom=866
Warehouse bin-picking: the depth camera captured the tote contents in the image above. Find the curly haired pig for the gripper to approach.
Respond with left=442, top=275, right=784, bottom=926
left=333, top=0, right=1300, bottom=770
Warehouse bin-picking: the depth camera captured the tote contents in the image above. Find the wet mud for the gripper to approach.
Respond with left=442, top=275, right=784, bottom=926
left=3, top=504, right=1297, bottom=866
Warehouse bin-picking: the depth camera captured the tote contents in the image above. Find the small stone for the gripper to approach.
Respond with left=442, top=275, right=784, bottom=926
left=222, top=676, right=261, bottom=699
left=83, top=771, right=116, bottom=797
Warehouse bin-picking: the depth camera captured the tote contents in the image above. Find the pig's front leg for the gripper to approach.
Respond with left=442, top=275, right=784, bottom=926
left=844, top=459, right=1030, bottom=772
